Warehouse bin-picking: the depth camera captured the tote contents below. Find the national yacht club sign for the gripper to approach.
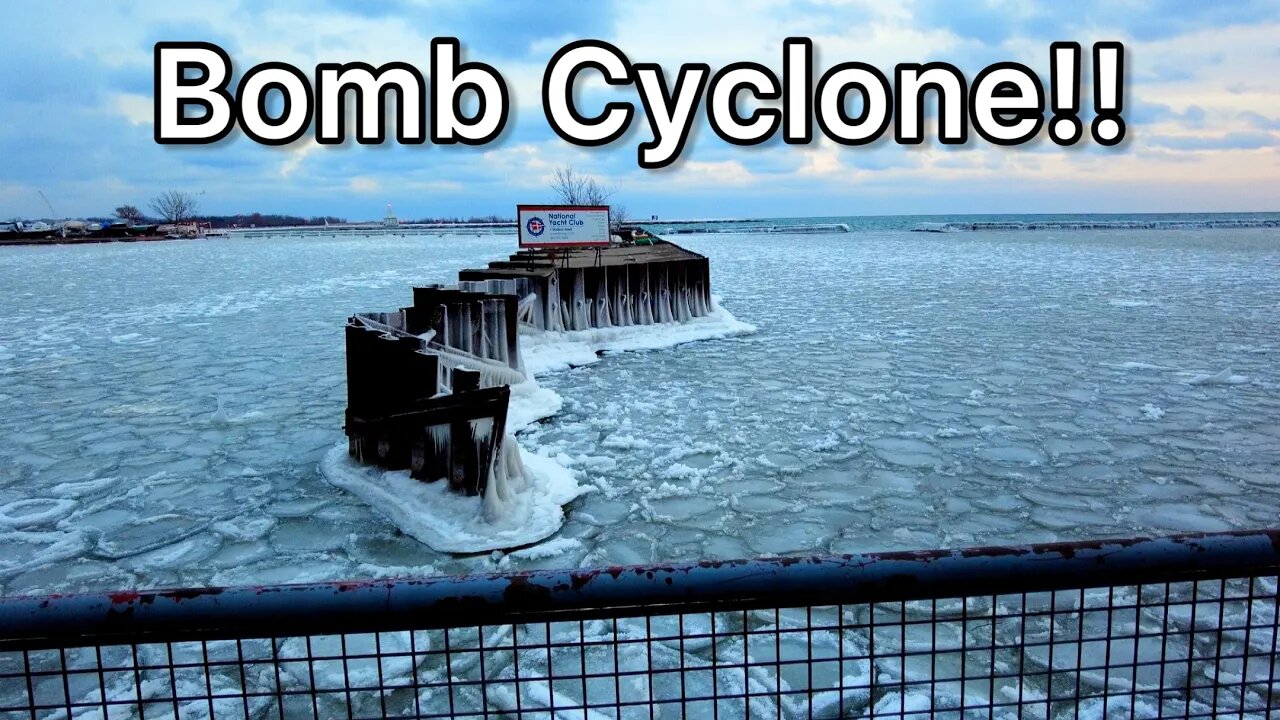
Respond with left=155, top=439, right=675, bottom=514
left=517, top=205, right=610, bottom=248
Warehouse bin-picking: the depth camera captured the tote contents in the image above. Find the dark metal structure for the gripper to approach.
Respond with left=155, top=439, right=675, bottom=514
left=342, top=240, right=714, bottom=499
left=345, top=281, right=522, bottom=495
left=458, top=241, right=712, bottom=332
left=2, top=530, right=1277, bottom=718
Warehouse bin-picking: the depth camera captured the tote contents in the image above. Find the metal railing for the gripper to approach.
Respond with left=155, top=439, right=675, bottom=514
left=1, top=530, right=1277, bottom=718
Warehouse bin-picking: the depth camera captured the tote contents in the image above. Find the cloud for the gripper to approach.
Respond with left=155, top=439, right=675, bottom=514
left=1240, top=111, right=1280, bottom=131
left=677, top=160, right=755, bottom=186
left=111, top=94, right=153, bottom=126
left=1144, top=131, right=1279, bottom=151
left=0, top=0, right=1277, bottom=219
left=279, top=142, right=320, bottom=178
left=347, top=176, right=381, bottom=193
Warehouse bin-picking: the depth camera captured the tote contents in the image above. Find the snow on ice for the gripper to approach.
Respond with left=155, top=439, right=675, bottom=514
left=0, top=226, right=1277, bottom=594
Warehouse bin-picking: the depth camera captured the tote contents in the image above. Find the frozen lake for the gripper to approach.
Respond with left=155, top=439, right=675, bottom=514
left=1, top=225, right=1278, bottom=594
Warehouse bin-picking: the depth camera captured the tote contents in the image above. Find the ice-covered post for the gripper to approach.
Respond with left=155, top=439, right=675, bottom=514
left=450, top=368, right=482, bottom=495
left=502, top=295, right=519, bottom=369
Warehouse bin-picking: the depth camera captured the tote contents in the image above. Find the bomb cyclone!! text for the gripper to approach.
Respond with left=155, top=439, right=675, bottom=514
left=154, top=38, right=1127, bottom=168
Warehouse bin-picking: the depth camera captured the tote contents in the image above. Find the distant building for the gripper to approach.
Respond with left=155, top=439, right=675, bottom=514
left=384, top=204, right=399, bottom=227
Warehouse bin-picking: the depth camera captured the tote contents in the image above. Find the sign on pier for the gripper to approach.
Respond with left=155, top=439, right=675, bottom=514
left=517, top=204, right=610, bottom=248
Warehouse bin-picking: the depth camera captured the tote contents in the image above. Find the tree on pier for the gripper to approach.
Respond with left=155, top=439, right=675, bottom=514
left=114, top=205, right=144, bottom=223
left=550, top=165, right=627, bottom=228
left=149, top=190, right=200, bottom=223
left=551, top=165, right=614, bottom=206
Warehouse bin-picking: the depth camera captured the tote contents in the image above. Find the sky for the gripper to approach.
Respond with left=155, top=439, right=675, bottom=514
left=1, top=0, right=1277, bottom=221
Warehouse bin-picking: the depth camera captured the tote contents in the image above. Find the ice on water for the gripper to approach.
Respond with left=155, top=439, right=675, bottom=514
left=2, top=226, right=1280, bottom=714
left=1, top=227, right=1279, bottom=590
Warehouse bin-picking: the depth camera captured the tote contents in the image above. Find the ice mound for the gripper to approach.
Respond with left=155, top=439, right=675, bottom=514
left=1186, top=368, right=1249, bottom=385
left=521, top=298, right=755, bottom=375
left=321, top=444, right=590, bottom=553
left=0, top=498, right=78, bottom=529
left=507, top=377, right=563, bottom=431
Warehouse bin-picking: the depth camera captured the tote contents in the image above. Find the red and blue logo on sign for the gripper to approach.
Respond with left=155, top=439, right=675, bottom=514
left=525, top=217, right=545, bottom=237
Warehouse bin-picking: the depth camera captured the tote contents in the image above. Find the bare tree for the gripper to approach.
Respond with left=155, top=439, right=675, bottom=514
left=114, top=205, right=144, bottom=223
left=149, top=190, right=200, bottom=223
left=610, top=203, right=629, bottom=227
left=551, top=165, right=629, bottom=230
left=550, top=165, right=614, bottom=206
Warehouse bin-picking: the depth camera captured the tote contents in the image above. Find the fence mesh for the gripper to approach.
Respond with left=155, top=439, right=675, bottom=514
left=2, top=573, right=1276, bottom=719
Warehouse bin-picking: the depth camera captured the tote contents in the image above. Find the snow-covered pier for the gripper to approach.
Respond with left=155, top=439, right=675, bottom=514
left=338, top=238, right=728, bottom=551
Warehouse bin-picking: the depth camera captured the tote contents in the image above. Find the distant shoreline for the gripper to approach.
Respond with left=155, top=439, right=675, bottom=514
left=0, top=234, right=179, bottom=248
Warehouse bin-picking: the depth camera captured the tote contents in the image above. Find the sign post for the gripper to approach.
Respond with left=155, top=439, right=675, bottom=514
left=517, top=205, right=611, bottom=248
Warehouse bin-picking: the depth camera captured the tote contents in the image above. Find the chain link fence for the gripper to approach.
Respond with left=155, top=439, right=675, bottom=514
left=1, top=530, right=1277, bottom=718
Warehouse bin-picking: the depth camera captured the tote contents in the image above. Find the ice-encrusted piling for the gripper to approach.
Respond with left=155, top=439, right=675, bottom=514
left=345, top=277, right=532, bottom=499
left=457, top=240, right=712, bottom=334
left=344, top=324, right=439, bottom=469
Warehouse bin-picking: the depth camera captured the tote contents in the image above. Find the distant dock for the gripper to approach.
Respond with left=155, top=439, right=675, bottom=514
left=232, top=218, right=856, bottom=239
left=233, top=222, right=515, bottom=239
left=646, top=218, right=851, bottom=235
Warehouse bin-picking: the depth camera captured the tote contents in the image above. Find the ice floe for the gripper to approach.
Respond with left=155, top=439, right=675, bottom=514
left=3, top=226, right=1280, bottom=593
left=1186, top=367, right=1249, bottom=385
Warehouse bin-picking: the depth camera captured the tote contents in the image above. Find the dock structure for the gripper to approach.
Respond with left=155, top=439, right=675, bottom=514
left=458, top=241, right=712, bottom=332
left=343, top=238, right=713, bottom=495
left=646, top=218, right=852, bottom=235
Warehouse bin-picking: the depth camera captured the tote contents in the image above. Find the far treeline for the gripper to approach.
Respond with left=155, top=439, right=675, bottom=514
left=118, top=191, right=508, bottom=229
left=113, top=192, right=346, bottom=228
left=120, top=169, right=622, bottom=229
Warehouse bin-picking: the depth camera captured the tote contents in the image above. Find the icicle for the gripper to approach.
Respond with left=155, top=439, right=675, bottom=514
left=676, top=286, right=692, bottom=322
left=424, top=340, right=526, bottom=387
left=501, top=436, right=527, bottom=492
left=625, top=272, right=636, bottom=326
left=517, top=293, right=539, bottom=328
left=657, top=268, right=674, bottom=324
left=545, top=275, right=565, bottom=332
left=568, top=270, right=587, bottom=330
left=429, top=424, right=450, bottom=456
left=436, top=361, right=449, bottom=395
left=482, top=434, right=527, bottom=523
left=595, top=295, right=612, bottom=327
left=426, top=424, right=450, bottom=481
left=492, top=301, right=507, bottom=364
left=481, top=464, right=506, bottom=521
left=638, top=282, right=653, bottom=324
left=460, top=303, right=473, bottom=355
left=471, top=417, right=494, bottom=445
left=482, top=301, right=494, bottom=362
left=595, top=272, right=612, bottom=327
left=611, top=272, right=628, bottom=326
left=440, top=306, right=450, bottom=348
